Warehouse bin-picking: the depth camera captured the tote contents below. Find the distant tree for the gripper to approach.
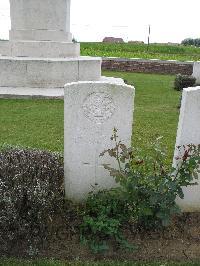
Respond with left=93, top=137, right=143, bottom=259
left=181, top=38, right=194, bottom=46
left=194, top=38, right=200, bottom=47
left=181, top=38, right=200, bottom=47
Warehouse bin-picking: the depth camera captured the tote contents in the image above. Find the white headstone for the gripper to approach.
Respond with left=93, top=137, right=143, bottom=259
left=64, top=79, right=135, bottom=202
left=192, top=62, right=200, bottom=85
left=174, top=87, right=200, bottom=211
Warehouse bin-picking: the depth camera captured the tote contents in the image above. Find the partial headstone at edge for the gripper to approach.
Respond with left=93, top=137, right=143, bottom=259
left=192, top=62, right=200, bottom=84
left=173, top=86, right=200, bottom=211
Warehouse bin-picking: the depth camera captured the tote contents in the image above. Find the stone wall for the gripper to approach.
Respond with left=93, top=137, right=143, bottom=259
left=102, top=57, right=194, bottom=75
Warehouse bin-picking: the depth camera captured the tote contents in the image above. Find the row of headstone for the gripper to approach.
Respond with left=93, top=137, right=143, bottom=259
left=63, top=81, right=200, bottom=214
left=64, top=82, right=200, bottom=211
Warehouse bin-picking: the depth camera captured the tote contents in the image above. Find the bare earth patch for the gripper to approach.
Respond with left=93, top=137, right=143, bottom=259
left=4, top=213, right=200, bottom=263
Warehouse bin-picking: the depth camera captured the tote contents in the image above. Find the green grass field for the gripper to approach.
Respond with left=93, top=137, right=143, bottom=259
left=0, top=99, right=64, bottom=152
left=81, top=42, right=200, bottom=61
left=0, top=71, right=179, bottom=162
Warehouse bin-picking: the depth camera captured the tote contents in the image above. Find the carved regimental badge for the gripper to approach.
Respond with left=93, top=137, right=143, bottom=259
left=82, top=92, right=116, bottom=124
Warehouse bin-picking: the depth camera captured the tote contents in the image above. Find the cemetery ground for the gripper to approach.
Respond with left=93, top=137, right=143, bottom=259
left=0, top=71, right=200, bottom=263
left=81, top=42, right=200, bottom=62
left=1, top=260, right=200, bottom=266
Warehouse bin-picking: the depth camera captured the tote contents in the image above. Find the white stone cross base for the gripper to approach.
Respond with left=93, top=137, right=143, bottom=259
left=0, top=41, right=80, bottom=58
left=173, top=86, right=200, bottom=212
left=64, top=78, right=135, bottom=202
left=0, top=57, right=101, bottom=88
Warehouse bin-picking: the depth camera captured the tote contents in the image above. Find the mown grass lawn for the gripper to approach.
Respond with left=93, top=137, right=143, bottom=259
left=0, top=99, right=64, bottom=152
left=81, top=42, right=200, bottom=61
left=0, top=71, right=180, bottom=162
left=1, top=260, right=200, bottom=266
left=104, top=71, right=180, bottom=161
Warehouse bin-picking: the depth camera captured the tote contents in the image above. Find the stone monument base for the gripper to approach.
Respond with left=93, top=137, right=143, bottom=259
left=0, top=40, right=80, bottom=58
left=9, top=29, right=72, bottom=42
left=0, top=77, right=125, bottom=100
left=0, top=56, right=101, bottom=88
left=0, top=41, right=9, bottom=56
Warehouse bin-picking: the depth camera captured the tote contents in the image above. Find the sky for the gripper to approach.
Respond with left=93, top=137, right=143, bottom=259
left=0, top=0, right=200, bottom=43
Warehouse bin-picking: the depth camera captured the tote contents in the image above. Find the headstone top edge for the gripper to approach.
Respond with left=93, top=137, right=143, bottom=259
left=183, top=86, right=200, bottom=92
left=64, top=80, right=135, bottom=90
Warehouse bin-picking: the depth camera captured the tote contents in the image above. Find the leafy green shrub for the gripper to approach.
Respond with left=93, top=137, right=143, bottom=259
left=81, top=129, right=200, bottom=253
left=0, top=147, right=64, bottom=256
left=174, top=74, right=196, bottom=91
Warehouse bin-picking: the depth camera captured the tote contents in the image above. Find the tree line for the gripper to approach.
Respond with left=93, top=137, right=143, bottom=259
left=181, top=38, right=200, bottom=47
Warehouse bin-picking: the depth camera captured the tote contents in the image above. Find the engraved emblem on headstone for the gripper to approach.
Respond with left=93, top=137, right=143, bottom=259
left=82, top=92, right=116, bottom=124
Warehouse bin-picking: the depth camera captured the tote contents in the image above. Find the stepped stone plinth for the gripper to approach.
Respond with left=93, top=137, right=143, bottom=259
left=0, top=0, right=101, bottom=88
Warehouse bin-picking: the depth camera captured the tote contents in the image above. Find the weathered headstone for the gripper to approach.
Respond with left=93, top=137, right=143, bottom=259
left=174, top=86, right=200, bottom=211
left=64, top=79, right=135, bottom=202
